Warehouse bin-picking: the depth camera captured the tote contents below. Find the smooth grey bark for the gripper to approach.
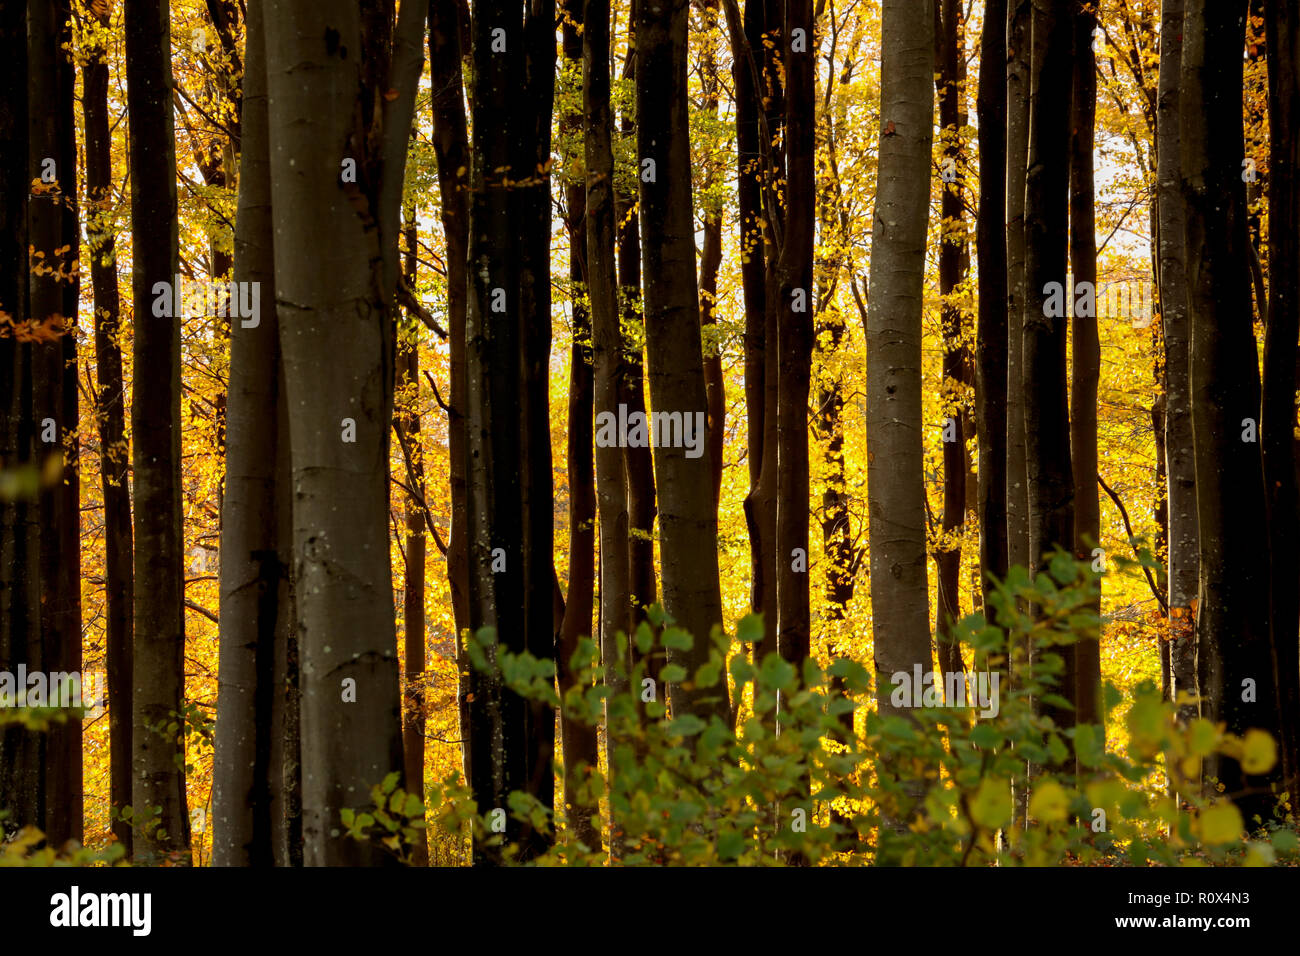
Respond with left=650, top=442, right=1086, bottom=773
left=213, top=0, right=296, bottom=868
left=263, top=0, right=423, bottom=865
left=1006, top=0, right=1031, bottom=583
left=866, top=0, right=934, bottom=729
left=1156, top=0, right=1198, bottom=725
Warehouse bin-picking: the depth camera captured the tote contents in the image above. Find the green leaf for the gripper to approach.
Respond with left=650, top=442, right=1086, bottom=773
left=660, top=664, right=688, bottom=683
left=736, top=613, right=764, bottom=645
left=1198, top=802, right=1243, bottom=845
left=661, top=628, right=693, bottom=651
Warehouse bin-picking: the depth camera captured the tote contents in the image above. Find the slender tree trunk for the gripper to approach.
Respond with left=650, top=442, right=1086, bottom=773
left=82, top=0, right=134, bottom=856
left=1023, top=0, right=1076, bottom=744
left=1262, top=0, right=1300, bottom=791
left=0, top=0, right=42, bottom=838
left=636, top=0, right=729, bottom=722
left=976, top=0, right=1008, bottom=603
left=397, top=214, right=430, bottom=866
left=427, top=0, right=473, bottom=785
left=699, top=0, right=726, bottom=510
left=213, top=0, right=295, bottom=866
left=1006, top=0, right=1031, bottom=583
left=733, top=0, right=771, bottom=650
left=125, top=0, right=191, bottom=865
left=559, top=3, right=602, bottom=853
left=1181, top=0, right=1280, bottom=822
left=1156, top=0, right=1197, bottom=729
left=517, top=0, right=559, bottom=858
left=29, top=0, right=82, bottom=848
left=866, top=0, right=934, bottom=829
left=1070, top=1, right=1101, bottom=739
left=776, top=0, right=815, bottom=689
left=934, top=0, right=969, bottom=683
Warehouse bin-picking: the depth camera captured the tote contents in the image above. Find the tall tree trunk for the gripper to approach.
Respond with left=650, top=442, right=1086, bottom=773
left=1023, top=0, right=1076, bottom=744
left=733, top=0, right=772, bottom=654
left=29, top=0, right=82, bottom=848
left=559, top=3, right=602, bottom=853
left=1006, top=0, right=1031, bottom=583
left=517, top=0, right=559, bottom=859
left=776, top=0, right=815, bottom=687
left=397, top=214, right=430, bottom=866
left=1262, top=0, right=1300, bottom=791
left=82, top=0, right=134, bottom=856
left=588, top=0, right=631, bottom=716
left=636, top=0, right=729, bottom=722
left=699, top=0, right=726, bottom=510
left=213, top=0, right=295, bottom=866
left=1156, top=0, right=1197, bottom=729
left=1070, top=0, right=1102, bottom=740
left=934, top=0, right=969, bottom=684
left=463, top=0, right=557, bottom=862
left=125, top=0, right=191, bottom=865
left=426, top=0, right=473, bottom=785
left=866, top=0, right=934, bottom=827
left=976, top=0, right=1008, bottom=601
left=1181, top=0, right=1280, bottom=822
left=263, top=0, right=422, bottom=865
left=616, top=24, right=659, bottom=652
left=0, top=0, right=42, bottom=839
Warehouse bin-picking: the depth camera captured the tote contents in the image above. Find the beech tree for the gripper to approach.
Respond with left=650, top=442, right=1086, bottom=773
left=866, top=0, right=933, bottom=738
left=637, top=0, right=729, bottom=722
left=125, top=0, right=190, bottom=864
left=1181, top=0, right=1278, bottom=819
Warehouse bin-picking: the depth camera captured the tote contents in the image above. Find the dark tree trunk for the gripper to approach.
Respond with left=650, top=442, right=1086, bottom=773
left=397, top=215, right=430, bottom=866
left=1070, top=0, right=1102, bottom=739
left=125, top=0, right=191, bottom=864
left=1262, top=0, right=1300, bottom=791
left=0, top=0, right=42, bottom=839
left=934, top=0, right=969, bottom=683
left=82, top=0, right=134, bottom=856
left=636, top=0, right=729, bottom=722
left=559, top=3, right=602, bottom=852
left=1006, top=0, right=1031, bottom=583
left=1022, top=0, right=1076, bottom=743
left=976, top=0, right=1008, bottom=602
left=29, top=0, right=82, bottom=848
left=1181, top=0, right=1280, bottom=822
left=427, top=0, right=473, bottom=784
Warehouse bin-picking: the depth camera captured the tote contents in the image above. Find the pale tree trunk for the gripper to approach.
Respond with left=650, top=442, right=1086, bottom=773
left=213, top=0, right=296, bottom=866
left=1156, top=0, right=1198, bottom=729
left=637, top=0, right=729, bottom=722
left=125, top=0, right=191, bottom=865
left=866, top=0, right=934, bottom=830
left=1181, top=0, right=1279, bottom=822
left=263, top=0, right=424, bottom=865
